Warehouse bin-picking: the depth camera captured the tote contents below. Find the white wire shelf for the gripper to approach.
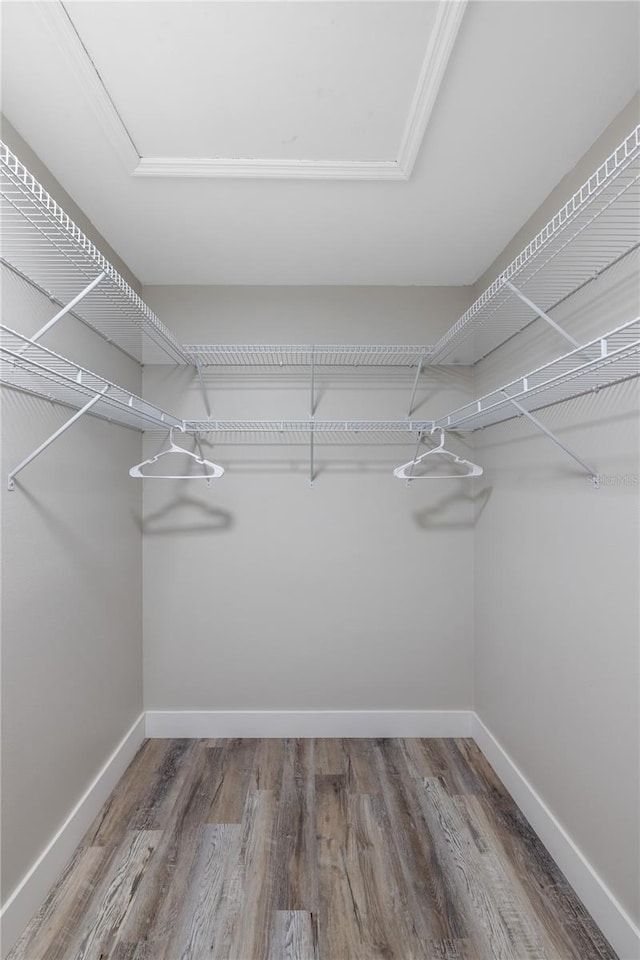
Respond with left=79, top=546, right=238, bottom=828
left=183, top=420, right=433, bottom=444
left=436, top=318, right=640, bottom=432
left=0, top=325, right=184, bottom=432
left=431, top=126, right=640, bottom=365
left=184, top=344, right=433, bottom=366
left=0, top=142, right=188, bottom=364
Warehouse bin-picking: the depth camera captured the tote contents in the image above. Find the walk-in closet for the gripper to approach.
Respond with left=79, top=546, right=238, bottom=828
left=1, top=1, right=639, bottom=958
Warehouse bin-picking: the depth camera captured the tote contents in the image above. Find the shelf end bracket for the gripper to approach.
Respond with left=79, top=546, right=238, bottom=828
left=31, top=271, right=107, bottom=344
left=7, top=385, right=110, bottom=491
left=505, top=281, right=580, bottom=349
left=407, top=353, right=426, bottom=419
left=309, top=422, right=315, bottom=488
left=502, top=391, right=599, bottom=483
left=194, top=356, right=212, bottom=418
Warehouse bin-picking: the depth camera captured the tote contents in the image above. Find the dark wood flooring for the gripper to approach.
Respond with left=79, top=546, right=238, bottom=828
left=9, top=738, right=617, bottom=959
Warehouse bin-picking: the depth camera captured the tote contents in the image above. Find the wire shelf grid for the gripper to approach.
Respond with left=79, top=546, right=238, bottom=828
left=437, top=318, right=640, bottom=431
left=183, top=420, right=433, bottom=444
left=0, top=325, right=184, bottom=431
left=184, top=344, right=433, bottom=366
left=0, top=142, right=188, bottom=364
left=431, top=126, right=640, bottom=364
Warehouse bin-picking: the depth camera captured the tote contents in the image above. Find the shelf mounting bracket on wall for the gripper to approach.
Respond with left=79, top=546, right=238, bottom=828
left=407, top=353, right=427, bottom=418
left=7, top=384, right=110, bottom=490
left=504, top=281, right=580, bottom=349
left=194, top=356, right=212, bottom=418
left=310, top=346, right=316, bottom=417
left=500, top=391, right=599, bottom=485
left=404, top=427, right=426, bottom=485
left=309, top=422, right=315, bottom=488
left=31, top=272, right=107, bottom=344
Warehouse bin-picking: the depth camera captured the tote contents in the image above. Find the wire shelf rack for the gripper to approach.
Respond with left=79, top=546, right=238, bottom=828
left=436, top=318, right=640, bottom=431
left=0, top=325, right=184, bottom=431
left=431, top=126, right=640, bottom=365
left=0, top=142, right=188, bottom=364
left=184, top=344, right=433, bottom=366
left=184, top=420, right=433, bottom=444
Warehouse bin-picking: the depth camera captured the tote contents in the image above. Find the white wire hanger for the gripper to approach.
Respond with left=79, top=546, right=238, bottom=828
left=129, top=427, right=224, bottom=481
left=393, top=427, right=483, bottom=480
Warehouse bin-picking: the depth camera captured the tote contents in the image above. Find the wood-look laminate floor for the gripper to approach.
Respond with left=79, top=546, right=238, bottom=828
left=9, top=738, right=617, bottom=960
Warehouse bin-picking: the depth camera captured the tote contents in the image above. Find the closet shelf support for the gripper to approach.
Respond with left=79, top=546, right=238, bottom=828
left=309, top=423, right=315, bottom=488
left=504, top=281, right=579, bottom=349
left=7, top=385, right=110, bottom=491
left=310, top=347, right=316, bottom=417
left=501, top=391, right=599, bottom=484
left=407, top=354, right=426, bottom=418
left=194, top=356, right=212, bottom=418
left=31, top=272, right=107, bottom=344
left=405, top=428, right=425, bottom=484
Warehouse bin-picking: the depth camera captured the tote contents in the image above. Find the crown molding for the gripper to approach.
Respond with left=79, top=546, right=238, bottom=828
left=36, top=2, right=140, bottom=174
left=397, top=0, right=468, bottom=178
left=40, top=0, right=466, bottom=182
left=132, top=157, right=406, bottom=181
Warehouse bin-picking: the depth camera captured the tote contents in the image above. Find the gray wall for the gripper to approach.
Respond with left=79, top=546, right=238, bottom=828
left=0, top=123, right=144, bottom=904
left=141, top=285, right=477, bottom=711
left=473, top=97, right=640, bottom=922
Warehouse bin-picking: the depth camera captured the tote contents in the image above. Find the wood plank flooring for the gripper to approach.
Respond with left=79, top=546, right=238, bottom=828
left=9, top=738, right=617, bottom=960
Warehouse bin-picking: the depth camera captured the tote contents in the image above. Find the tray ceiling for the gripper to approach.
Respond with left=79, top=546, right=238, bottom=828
left=62, top=0, right=456, bottom=180
left=1, top=1, right=639, bottom=285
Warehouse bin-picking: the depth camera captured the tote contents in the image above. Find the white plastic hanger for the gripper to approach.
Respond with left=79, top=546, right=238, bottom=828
left=129, top=428, right=224, bottom=480
left=393, top=427, right=483, bottom=479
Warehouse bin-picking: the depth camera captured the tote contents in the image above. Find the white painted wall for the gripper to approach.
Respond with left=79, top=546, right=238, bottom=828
left=0, top=123, right=144, bottom=918
left=141, top=285, right=477, bottom=712
left=473, top=99, right=640, bottom=925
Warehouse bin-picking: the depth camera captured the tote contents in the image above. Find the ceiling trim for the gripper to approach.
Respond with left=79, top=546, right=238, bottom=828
left=397, top=0, right=468, bottom=177
left=132, top=157, right=405, bottom=181
left=43, top=0, right=467, bottom=182
left=38, top=2, right=140, bottom=173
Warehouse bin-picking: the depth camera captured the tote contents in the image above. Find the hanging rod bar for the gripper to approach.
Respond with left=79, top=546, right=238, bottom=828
left=504, top=281, right=579, bottom=348
left=194, top=356, right=212, bottom=418
left=7, top=385, right=110, bottom=490
left=407, top=354, right=426, bottom=418
left=501, top=391, right=598, bottom=481
left=29, top=272, right=108, bottom=344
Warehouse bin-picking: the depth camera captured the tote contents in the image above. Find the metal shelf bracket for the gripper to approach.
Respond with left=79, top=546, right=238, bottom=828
left=501, top=391, right=599, bottom=485
left=31, top=272, right=107, bottom=344
left=7, top=384, right=110, bottom=490
left=504, top=281, right=579, bottom=349
left=407, top=353, right=427, bottom=418
left=310, top=346, right=316, bottom=417
left=194, top=355, right=212, bottom=417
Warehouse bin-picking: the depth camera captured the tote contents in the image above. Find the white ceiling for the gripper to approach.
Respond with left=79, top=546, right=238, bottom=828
left=66, top=1, right=439, bottom=164
left=1, top=1, right=639, bottom=285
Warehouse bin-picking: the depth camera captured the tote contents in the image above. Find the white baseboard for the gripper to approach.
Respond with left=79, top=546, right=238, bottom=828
left=145, top=709, right=473, bottom=739
left=0, top=713, right=145, bottom=960
left=472, top=713, right=640, bottom=960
